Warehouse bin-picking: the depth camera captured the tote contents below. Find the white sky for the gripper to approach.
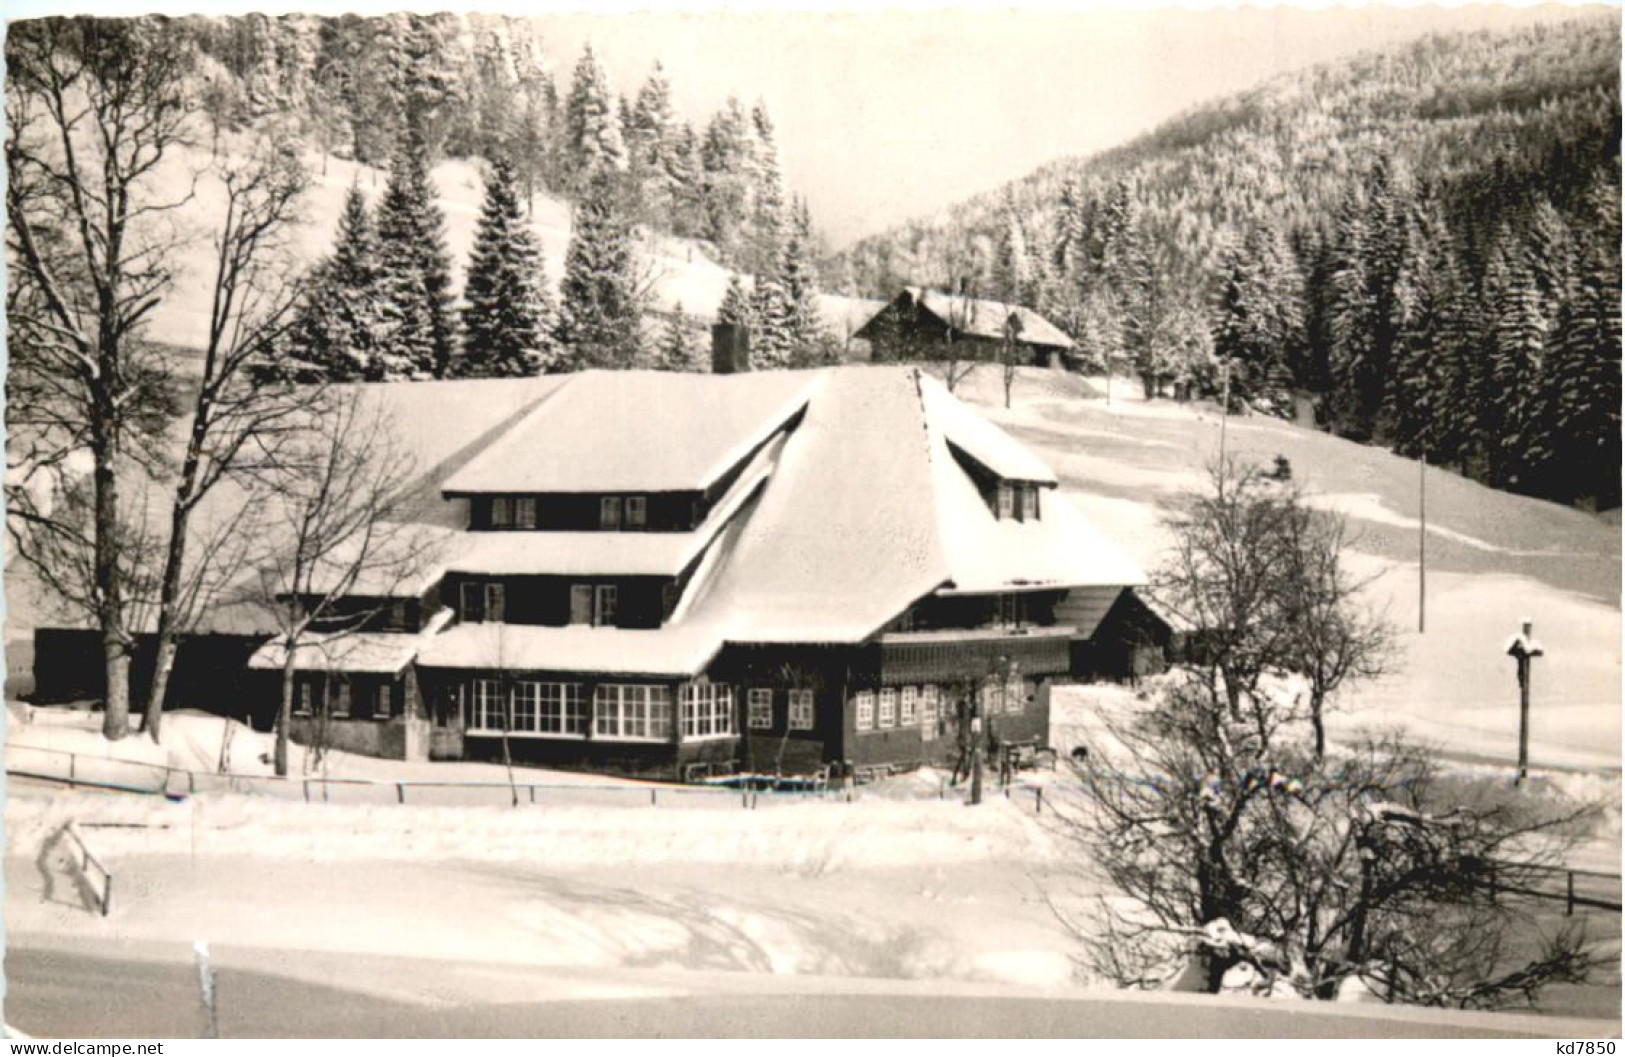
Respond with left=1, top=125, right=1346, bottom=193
left=7, top=2, right=1610, bottom=246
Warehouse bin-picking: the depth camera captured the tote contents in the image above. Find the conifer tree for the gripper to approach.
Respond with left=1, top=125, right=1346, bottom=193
left=717, top=272, right=756, bottom=329
left=658, top=304, right=699, bottom=372
left=461, top=155, right=557, bottom=376
left=563, top=44, right=627, bottom=187
left=1535, top=226, right=1620, bottom=506
left=373, top=117, right=457, bottom=377
left=286, top=184, right=384, bottom=379
left=555, top=173, right=643, bottom=369
left=1481, top=231, right=1547, bottom=488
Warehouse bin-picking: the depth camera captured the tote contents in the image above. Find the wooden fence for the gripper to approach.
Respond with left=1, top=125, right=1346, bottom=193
left=61, top=822, right=113, bottom=917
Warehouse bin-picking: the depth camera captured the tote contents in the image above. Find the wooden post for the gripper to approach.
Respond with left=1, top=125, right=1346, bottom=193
left=1036, top=787, right=1044, bottom=815
left=1567, top=870, right=1576, bottom=916
left=396, top=782, right=405, bottom=805
left=303, top=779, right=310, bottom=803
left=529, top=784, right=536, bottom=805
left=1507, top=619, right=1543, bottom=787
left=68, top=753, right=76, bottom=785
left=650, top=788, right=657, bottom=807
left=1418, top=451, right=1427, bottom=634
left=101, top=874, right=112, bottom=918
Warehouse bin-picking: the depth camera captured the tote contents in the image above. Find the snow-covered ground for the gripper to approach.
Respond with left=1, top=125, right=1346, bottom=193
left=950, top=367, right=1622, bottom=774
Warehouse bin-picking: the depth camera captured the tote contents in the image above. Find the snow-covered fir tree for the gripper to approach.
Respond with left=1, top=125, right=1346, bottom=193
left=658, top=305, right=701, bottom=372
left=716, top=272, right=756, bottom=329
left=555, top=173, right=644, bottom=369
left=285, top=184, right=384, bottom=379
left=373, top=117, right=457, bottom=377
left=563, top=44, right=627, bottom=187
left=461, top=155, right=558, bottom=376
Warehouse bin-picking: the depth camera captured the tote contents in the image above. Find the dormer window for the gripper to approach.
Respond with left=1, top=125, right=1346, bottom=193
left=600, top=496, right=622, bottom=529
left=515, top=497, right=537, bottom=529
left=492, top=497, right=513, bottom=529
left=626, top=496, right=647, bottom=528
left=994, top=482, right=1041, bottom=522
left=600, top=495, right=647, bottom=530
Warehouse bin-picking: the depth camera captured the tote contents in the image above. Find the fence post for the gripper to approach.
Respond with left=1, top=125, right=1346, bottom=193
left=68, top=753, right=76, bottom=786
left=529, top=785, right=536, bottom=805
left=650, top=788, right=657, bottom=807
left=1567, top=870, right=1576, bottom=916
left=101, top=874, right=112, bottom=918
left=1036, top=787, right=1044, bottom=815
left=396, top=782, right=405, bottom=805
left=302, top=779, right=310, bottom=803
left=188, top=770, right=196, bottom=795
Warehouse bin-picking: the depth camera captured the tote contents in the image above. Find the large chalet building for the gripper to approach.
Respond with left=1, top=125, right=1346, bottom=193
left=27, top=363, right=1159, bottom=782
left=854, top=287, right=1077, bottom=370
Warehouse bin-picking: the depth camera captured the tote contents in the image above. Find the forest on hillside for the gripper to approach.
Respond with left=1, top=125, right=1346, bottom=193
left=150, top=13, right=836, bottom=379
left=835, top=16, right=1622, bottom=510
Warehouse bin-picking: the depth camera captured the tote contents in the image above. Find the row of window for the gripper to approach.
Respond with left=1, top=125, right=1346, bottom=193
left=487, top=496, right=650, bottom=531
left=994, top=483, right=1042, bottom=522
left=746, top=688, right=816, bottom=732
left=458, top=582, right=620, bottom=626
left=466, top=680, right=741, bottom=742
left=293, top=681, right=393, bottom=721
left=463, top=681, right=822, bottom=740
left=853, top=680, right=1027, bottom=735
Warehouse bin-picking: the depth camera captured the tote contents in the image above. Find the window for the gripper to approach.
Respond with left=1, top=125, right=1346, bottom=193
left=570, top=584, right=593, bottom=625
left=996, top=483, right=1014, bottom=520
left=878, top=688, right=897, bottom=728
left=460, top=582, right=484, bottom=622
left=492, top=496, right=513, bottom=529
left=512, top=681, right=539, bottom=732
left=855, top=690, right=875, bottom=732
left=1024, top=485, right=1041, bottom=521
left=538, top=683, right=586, bottom=736
left=374, top=683, right=392, bottom=721
left=682, top=683, right=736, bottom=739
left=748, top=688, right=773, bottom=731
left=484, top=582, right=506, bottom=623
left=594, top=584, right=618, bottom=627
left=995, top=593, right=1025, bottom=628
left=921, top=686, right=939, bottom=742
left=600, top=496, right=622, bottom=529
left=1005, top=676, right=1026, bottom=714
left=388, top=600, right=409, bottom=630
left=331, top=680, right=351, bottom=719
left=516, top=497, right=537, bottom=529
left=295, top=681, right=315, bottom=717
left=980, top=681, right=1000, bottom=716
left=595, top=684, right=673, bottom=740
left=626, top=496, right=647, bottom=528
left=900, top=686, right=918, bottom=726
left=787, top=689, right=815, bottom=731
left=471, top=678, right=506, bottom=732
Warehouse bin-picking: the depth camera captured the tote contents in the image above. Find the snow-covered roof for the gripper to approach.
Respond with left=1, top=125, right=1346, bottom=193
left=417, top=621, right=724, bottom=677
left=670, top=366, right=1141, bottom=643
left=248, top=608, right=455, bottom=675
left=856, top=288, right=1076, bottom=351
left=443, top=434, right=781, bottom=578
left=919, top=375, right=1058, bottom=484
left=441, top=370, right=819, bottom=495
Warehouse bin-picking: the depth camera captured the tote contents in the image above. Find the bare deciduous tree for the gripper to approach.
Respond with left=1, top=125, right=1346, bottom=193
left=142, top=135, right=311, bottom=741
left=5, top=18, right=199, bottom=738
left=251, top=393, right=439, bottom=777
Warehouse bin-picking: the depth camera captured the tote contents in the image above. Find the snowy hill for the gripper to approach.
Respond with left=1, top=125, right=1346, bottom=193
left=946, top=367, right=1621, bottom=772
left=150, top=142, right=882, bottom=356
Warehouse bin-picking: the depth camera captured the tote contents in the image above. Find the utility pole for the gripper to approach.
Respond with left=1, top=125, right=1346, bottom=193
left=1217, top=358, right=1232, bottom=466
left=1418, top=451, right=1427, bottom=634
left=1506, top=619, right=1544, bottom=787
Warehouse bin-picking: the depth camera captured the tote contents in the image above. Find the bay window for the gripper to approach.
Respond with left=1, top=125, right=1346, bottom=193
left=471, top=678, right=505, bottom=731
left=595, top=684, right=672, bottom=740
left=682, top=683, right=736, bottom=739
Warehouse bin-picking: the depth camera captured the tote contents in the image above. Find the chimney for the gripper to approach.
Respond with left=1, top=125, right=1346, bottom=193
left=712, top=323, right=751, bottom=374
